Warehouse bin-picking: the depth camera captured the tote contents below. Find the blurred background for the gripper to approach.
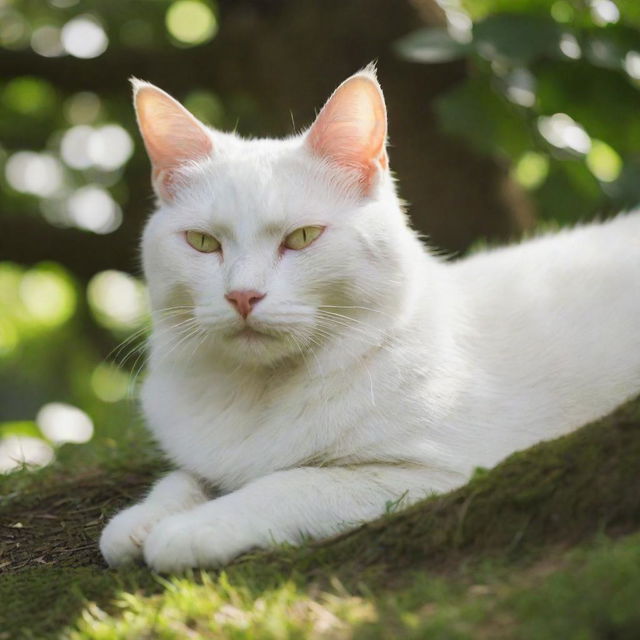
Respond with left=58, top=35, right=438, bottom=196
left=1, top=0, right=640, bottom=474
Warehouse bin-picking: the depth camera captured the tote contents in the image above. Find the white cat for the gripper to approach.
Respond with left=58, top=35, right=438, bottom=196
left=100, top=66, right=640, bottom=572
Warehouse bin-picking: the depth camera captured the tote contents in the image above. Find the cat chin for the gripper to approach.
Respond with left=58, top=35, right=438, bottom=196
left=214, top=330, right=301, bottom=368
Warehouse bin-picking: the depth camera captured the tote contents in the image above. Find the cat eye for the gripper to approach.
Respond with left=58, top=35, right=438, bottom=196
left=283, top=226, right=325, bottom=251
left=186, top=231, right=221, bottom=253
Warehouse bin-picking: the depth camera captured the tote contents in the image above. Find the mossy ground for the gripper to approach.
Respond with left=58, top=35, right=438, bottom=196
left=1, top=397, right=639, bottom=639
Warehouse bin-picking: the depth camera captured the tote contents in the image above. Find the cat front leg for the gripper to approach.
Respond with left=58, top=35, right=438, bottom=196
left=143, top=464, right=450, bottom=572
left=100, top=470, right=208, bottom=567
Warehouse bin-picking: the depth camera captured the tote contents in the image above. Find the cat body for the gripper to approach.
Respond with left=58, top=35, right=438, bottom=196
left=100, top=68, right=640, bottom=572
left=144, top=210, right=640, bottom=493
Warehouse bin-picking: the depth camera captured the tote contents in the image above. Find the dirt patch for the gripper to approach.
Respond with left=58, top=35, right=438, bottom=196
left=0, top=467, right=160, bottom=573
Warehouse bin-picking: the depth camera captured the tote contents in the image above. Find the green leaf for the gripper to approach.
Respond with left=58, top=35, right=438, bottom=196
left=535, top=61, right=640, bottom=153
left=473, top=14, right=563, bottom=64
left=435, top=76, right=532, bottom=157
left=536, top=160, right=604, bottom=223
left=395, top=28, right=471, bottom=64
left=460, top=0, right=557, bottom=21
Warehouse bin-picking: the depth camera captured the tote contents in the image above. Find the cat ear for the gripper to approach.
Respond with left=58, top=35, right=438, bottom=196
left=306, top=66, right=388, bottom=195
left=131, top=79, right=213, bottom=201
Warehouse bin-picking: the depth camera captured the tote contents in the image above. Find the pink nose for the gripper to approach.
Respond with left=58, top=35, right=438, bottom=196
left=225, top=290, right=265, bottom=318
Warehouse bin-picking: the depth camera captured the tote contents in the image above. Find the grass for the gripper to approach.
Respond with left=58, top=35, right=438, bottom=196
left=1, top=395, right=639, bottom=639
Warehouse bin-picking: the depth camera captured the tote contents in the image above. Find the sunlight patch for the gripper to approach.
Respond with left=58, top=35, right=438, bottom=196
left=87, top=271, right=149, bottom=331
left=0, top=435, right=54, bottom=473
left=37, top=402, right=94, bottom=444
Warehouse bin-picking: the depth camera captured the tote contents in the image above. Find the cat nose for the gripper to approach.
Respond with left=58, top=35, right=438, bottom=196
left=225, top=290, right=266, bottom=319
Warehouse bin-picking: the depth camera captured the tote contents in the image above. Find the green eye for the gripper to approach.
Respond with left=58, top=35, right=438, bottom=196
left=186, top=231, right=221, bottom=253
left=283, top=226, right=325, bottom=251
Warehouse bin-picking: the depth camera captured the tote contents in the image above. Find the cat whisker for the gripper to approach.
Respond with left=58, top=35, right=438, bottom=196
left=316, top=309, right=389, bottom=333
left=150, top=324, right=207, bottom=375
left=123, top=318, right=203, bottom=398
left=106, top=327, right=150, bottom=366
left=315, top=314, right=386, bottom=344
left=117, top=317, right=199, bottom=370
left=154, top=304, right=197, bottom=313
left=318, top=304, right=397, bottom=320
left=287, top=332, right=312, bottom=376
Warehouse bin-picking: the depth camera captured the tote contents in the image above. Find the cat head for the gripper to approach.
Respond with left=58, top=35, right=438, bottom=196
left=136, top=67, right=419, bottom=369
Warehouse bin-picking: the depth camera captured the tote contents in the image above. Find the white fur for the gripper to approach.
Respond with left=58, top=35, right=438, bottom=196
left=100, top=72, right=640, bottom=571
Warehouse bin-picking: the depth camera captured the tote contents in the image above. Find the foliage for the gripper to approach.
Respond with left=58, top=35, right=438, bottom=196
left=397, top=0, right=640, bottom=223
left=0, top=259, right=149, bottom=474
left=0, top=0, right=220, bottom=474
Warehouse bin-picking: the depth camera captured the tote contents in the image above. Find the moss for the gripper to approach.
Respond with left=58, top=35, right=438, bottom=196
left=506, top=535, right=640, bottom=640
left=0, top=568, right=160, bottom=640
left=267, top=395, right=640, bottom=581
left=1, top=395, right=639, bottom=638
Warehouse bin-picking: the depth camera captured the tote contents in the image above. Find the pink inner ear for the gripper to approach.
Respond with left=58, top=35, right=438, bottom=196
left=133, top=82, right=213, bottom=199
left=307, top=74, right=388, bottom=192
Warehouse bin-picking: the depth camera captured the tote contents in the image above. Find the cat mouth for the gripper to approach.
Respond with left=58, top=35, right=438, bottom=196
left=232, top=326, right=276, bottom=341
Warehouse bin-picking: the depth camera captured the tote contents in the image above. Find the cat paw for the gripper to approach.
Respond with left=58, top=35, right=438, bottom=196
left=143, top=512, right=249, bottom=572
left=100, top=504, right=169, bottom=567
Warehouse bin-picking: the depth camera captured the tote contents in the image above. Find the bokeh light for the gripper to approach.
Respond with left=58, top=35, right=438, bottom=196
left=37, top=402, right=94, bottom=444
left=444, top=7, right=472, bottom=44
left=5, top=152, right=64, bottom=197
left=513, top=152, right=549, bottom=190
left=537, top=114, right=591, bottom=154
left=89, top=125, right=134, bottom=170
left=3, top=77, right=56, bottom=116
left=624, top=51, right=640, bottom=80
left=590, top=0, right=620, bottom=26
left=550, top=1, right=574, bottom=23
left=39, top=197, right=71, bottom=228
left=31, top=25, right=64, bottom=57
left=0, top=9, right=29, bottom=50
left=166, top=0, right=218, bottom=46
left=559, top=33, right=581, bottom=60
left=88, top=271, right=149, bottom=331
left=61, top=124, right=133, bottom=172
left=67, top=186, right=123, bottom=234
left=504, top=68, right=535, bottom=107
left=0, top=435, right=54, bottom=473
left=61, top=125, right=93, bottom=169
left=586, top=140, right=622, bottom=182
left=64, top=92, right=102, bottom=125
left=19, top=264, right=77, bottom=328
left=91, top=363, right=130, bottom=403
left=61, top=15, right=108, bottom=58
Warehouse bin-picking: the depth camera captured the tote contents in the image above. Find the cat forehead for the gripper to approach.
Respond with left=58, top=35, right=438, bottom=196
left=173, top=134, right=352, bottom=228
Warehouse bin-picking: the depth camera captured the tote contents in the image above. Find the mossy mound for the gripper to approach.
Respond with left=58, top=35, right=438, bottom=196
left=297, top=395, right=640, bottom=581
left=1, top=396, right=639, bottom=638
